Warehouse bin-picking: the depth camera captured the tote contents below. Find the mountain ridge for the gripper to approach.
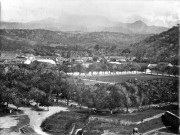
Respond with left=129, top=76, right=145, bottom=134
left=0, top=28, right=150, bottom=53
left=1, top=15, right=168, bottom=34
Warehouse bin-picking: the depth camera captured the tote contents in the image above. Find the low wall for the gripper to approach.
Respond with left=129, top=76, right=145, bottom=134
left=162, top=111, right=180, bottom=131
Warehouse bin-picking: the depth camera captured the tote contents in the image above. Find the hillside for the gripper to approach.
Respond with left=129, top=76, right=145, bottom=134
left=131, top=26, right=179, bottom=65
left=0, top=29, right=149, bottom=51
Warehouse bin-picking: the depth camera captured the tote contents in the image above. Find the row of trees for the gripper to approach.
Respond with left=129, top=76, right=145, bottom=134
left=62, top=62, right=147, bottom=75
left=64, top=61, right=178, bottom=76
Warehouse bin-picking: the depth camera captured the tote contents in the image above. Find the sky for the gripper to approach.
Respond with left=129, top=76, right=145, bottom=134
left=0, top=0, right=179, bottom=27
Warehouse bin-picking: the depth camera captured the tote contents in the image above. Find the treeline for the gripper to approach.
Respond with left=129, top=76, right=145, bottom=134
left=63, top=61, right=178, bottom=76
left=64, top=62, right=147, bottom=74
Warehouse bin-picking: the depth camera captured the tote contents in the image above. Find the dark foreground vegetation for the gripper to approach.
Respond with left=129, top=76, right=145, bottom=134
left=0, top=61, right=178, bottom=134
left=41, top=104, right=178, bottom=135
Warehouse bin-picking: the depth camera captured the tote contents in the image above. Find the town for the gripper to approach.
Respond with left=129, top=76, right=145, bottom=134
left=0, top=0, right=179, bottom=135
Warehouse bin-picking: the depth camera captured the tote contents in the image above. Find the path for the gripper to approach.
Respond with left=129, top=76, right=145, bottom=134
left=0, top=105, right=68, bottom=135
left=142, top=126, right=171, bottom=135
left=21, top=106, right=68, bottom=135
left=82, top=78, right=115, bottom=84
left=136, top=113, right=164, bottom=124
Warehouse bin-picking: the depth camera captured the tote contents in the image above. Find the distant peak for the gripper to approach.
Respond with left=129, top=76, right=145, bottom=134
left=133, top=20, right=147, bottom=26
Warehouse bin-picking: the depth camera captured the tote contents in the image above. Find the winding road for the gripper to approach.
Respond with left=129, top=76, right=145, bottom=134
left=0, top=105, right=68, bottom=135
left=21, top=106, right=68, bottom=135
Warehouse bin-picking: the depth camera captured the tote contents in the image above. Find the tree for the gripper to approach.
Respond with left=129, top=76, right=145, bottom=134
left=110, top=45, right=117, bottom=52
left=133, top=80, right=147, bottom=108
left=116, top=84, right=132, bottom=113
left=94, top=44, right=100, bottom=51
left=75, top=64, right=85, bottom=75
left=67, top=51, right=71, bottom=58
left=39, top=95, right=52, bottom=111
left=107, top=85, right=124, bottom=113
left=0, top=86, right=16, bottom=106
left=81, top=87, right=96, bottom=110
left=29, top=87, right=46, bottom=107
left=58, top=64, right=69, bottom=75
left=13, top=95, right=24, bottom=110
left=92, top=56, right=99, bottom=62
left=61, top=79, right=76, bottom=106
left=73, top=79, right=85, bottom=107
left=122, top=48, right=131, bottom=54
left=145, top=80, right=159, bottom=107
left=92, top=84, right=109, bottom=110
left=88, top=64, right=96, bottom=75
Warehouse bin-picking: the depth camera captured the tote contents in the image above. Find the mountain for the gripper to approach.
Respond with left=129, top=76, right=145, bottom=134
left=103, top=20, right=168, bottom=34
left=131, top=25, right=179, bottom=65
left=1, top=13, right=168, bottom=34
left=129, top=20, right=147, bottom=28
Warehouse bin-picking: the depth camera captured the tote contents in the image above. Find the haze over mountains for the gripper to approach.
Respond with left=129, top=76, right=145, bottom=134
left=1, top=14, right=168, bottom=34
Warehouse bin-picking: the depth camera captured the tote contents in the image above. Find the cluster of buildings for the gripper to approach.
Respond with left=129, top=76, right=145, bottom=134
left=0, top=51, right=137, bottom=69
left=0, top=51, right=94, bottom=66
left=0, top=51, right=55, bottom=65
left=105, top=56, right=136, bottom=62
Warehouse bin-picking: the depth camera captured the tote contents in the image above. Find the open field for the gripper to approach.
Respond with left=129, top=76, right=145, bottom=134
left=80, top=74, right=177, bottom=85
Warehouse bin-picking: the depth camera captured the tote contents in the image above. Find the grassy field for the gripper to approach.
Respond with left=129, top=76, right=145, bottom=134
left=80, top=74, right=175, bottom=84
left=41, top=104, right=178, bottom=135
left=10, top=114, right=30, bottom=133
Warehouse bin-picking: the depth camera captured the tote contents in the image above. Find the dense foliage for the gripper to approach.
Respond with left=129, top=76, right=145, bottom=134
left=0, top=62, right=178, bottom=112
left=0, top=62, right=80, bottom=109
left=71, top=78, right=178, bottom=113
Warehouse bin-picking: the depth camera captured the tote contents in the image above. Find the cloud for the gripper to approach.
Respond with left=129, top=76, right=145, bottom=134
left=1, top=0, right=179, bottom=27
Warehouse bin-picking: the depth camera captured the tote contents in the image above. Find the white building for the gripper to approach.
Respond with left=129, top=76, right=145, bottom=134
left=37, top=59, right=56, bottom=65
left=24, top=59, right=32, bottom=64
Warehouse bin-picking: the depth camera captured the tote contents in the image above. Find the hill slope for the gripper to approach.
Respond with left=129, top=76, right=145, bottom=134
left=131, top=26, right=179, bottom=65
left=0, top=29, right=149, bottom=51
